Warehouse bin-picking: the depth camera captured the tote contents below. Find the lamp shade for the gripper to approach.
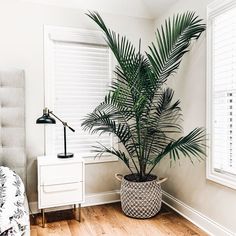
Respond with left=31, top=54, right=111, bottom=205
left=36, top=108, right=56, bottom=124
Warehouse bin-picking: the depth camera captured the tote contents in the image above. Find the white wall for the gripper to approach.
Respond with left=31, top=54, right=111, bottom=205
left=153, top=0, right=236, bottom=233
left=0, top=0, right=154, bottom=203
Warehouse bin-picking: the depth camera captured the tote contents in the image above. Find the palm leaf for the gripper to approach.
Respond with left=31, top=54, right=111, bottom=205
left=146, top=12, right=205, bottom=108
left=93, top=144, right=136, bottom=173
left=147, top=128, right=206, bottom=174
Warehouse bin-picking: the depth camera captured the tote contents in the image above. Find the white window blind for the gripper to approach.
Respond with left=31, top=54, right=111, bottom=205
left=44, top=26, right=115, bottom=159
left=210, top=4, right=236, bottom=177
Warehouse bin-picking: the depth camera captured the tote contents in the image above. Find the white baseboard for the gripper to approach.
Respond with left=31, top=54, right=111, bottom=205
left=29, top=190, right=120, bottom=214
left=82, top=190, right=120, bottom=207
left=162, top=191, right=235, bottom=236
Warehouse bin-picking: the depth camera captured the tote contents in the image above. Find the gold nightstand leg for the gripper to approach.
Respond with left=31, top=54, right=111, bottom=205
left=41, top=209, right=45, bottom=228
left=78, top=203, right=81, bottom=222
left=73, top=204, right=81, bottom=222
left=73, top=204, right=77, bottom=220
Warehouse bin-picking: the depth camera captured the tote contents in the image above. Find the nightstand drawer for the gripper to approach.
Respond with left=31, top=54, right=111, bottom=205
left=40, top=182, right=83, bottom=208
left=40, top=162, right=83, bottom=185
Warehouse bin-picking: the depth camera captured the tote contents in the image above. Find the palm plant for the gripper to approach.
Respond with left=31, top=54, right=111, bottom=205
left=82, top=11, right=206, bottom=182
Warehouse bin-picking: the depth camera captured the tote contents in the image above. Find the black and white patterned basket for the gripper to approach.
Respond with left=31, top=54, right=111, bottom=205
left=116, top=174, right=167, bottom=219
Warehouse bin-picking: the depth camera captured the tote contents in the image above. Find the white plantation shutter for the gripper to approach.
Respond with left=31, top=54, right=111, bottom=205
left=207, top=0, right=236, bottom=188
left=211, top=6, right=236, bottom=175
left=44, top=26, right=116, bottom=159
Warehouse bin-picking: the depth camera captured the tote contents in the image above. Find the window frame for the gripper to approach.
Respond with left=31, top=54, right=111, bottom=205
left=43, top=25, right=118, bottom=163
left=206, top=0, right=236, bottom=189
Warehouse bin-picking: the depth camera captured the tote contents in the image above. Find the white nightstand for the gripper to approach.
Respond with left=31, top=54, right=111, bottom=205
left=37, top=155, right=85, bottom=227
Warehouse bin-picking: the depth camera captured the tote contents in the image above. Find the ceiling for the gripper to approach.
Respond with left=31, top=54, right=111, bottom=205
left=143, top=0, right=179, bottom=18
left=20, top=0, right=179, bottom=19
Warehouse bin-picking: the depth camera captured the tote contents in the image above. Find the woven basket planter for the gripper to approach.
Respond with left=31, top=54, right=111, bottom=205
left=115, top=174, right=167, bottom=219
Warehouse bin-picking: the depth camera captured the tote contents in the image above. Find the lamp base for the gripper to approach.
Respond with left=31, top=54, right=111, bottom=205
left=57, top=153, right=74, bottom=158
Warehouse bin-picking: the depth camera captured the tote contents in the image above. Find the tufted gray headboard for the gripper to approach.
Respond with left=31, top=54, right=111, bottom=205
left=0, top=69, right=26, bottom=184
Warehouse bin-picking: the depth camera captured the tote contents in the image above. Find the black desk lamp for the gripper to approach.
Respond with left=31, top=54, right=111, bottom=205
left=36, top=107, right=75, bottom=158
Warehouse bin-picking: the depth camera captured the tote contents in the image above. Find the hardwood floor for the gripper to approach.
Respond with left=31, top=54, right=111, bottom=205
left=30, top=203, right=208, bottom=236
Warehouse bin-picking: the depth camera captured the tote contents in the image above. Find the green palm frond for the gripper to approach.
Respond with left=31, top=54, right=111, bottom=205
left=147, top=12, right=205, bottom=85
left=87, top=12, right=151, bottom=118
left=145, top=12, right=205, bottom=114
left=82, top=11, right=206, bottom=180
left=148, top=128, right=206, bottom=174
left=93, top=144, right=135, bottom=173
left=82, top=110, right=130, bottom=143
left=87, top=12, right=147, bottom=84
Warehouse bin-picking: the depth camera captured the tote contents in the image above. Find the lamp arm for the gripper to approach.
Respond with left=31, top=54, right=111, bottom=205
left=49, top=111, right=75, bottom=132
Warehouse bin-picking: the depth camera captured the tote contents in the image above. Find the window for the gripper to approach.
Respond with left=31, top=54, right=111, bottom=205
left=207, top=0, right=236, bottom=188
left=44, top=26, right=117, bottom=162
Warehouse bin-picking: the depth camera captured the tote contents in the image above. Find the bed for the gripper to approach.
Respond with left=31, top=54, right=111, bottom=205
left=0, top=69, right=30, bottom=236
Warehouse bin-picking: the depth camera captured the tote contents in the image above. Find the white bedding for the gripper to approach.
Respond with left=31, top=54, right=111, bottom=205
left=0, top=166, right=29, bottom=236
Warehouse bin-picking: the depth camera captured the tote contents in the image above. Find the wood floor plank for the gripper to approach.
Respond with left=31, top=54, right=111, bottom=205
left=164, top=213, right=200, bottom=236
left=30, top=203, right=208, bottom=236
left=68, top=219, right=91, bottom=236
left=30, top=227, right=38, bottom=236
